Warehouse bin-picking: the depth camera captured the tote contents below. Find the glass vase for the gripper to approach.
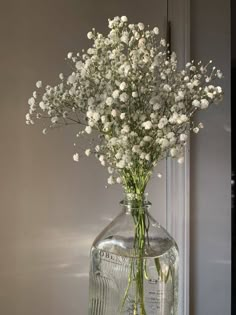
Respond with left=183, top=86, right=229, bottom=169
left=88, top=193, right=179, bottom=315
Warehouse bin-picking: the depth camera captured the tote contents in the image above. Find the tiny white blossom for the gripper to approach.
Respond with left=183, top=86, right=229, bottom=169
left=153, top=103, right=161, bottom=111
left=207, top=92, right=214, bottom=99
left=121, top=16, right=128, bottom=22
left=177, top=157, right=184, bottom=164
left=39, top=101, right=48, bottom=111
left=85, top=126, right=92, bottom=134
left=116, top=177, right=122, bottom=184
left=85, top=149, right=91, bottom=156
left=111, top=109, right=117, bottom=117
left=99, top=155, right=105, bottom=162
left=145, top=153, right=150, bottom=161
left=167, top=132, right=175, bottom=139
left=116, top=160, right=126, bottom=169
left=100, top=160, right=106, bottom=166
left=73, top=153, right=79, bottom=162
left=119, top=92, right=128, bottom=102
left=140, top=152, right=146, bottom=159
left=120, top=113, right=126, bottom=120
left=132, top=145, right=141, bottom=153
left=67, top=52, right=73, bottom=59
left=107, top=176, right=115, bottom=185
left=95, top=145, right=100, bottom=152
left=93, top=112, right=100, bottom=122
left=170, top=148, right=177, bottom=157
left=160, top=39, right=166, bottom=46
left=112, top=90, right=119, bottom=99
left=101, top=115, right=106, bottom=124
left=143, top=136, right=152, bottom=142
left=51, top=116, right=59, bottom=124
left=115, top=151, right=122, bottom=159
left=180, top=134, right=188, bottom=142
left=28, top=97, right=35, bottom=106
left=36, top=81, right=42, bottom=88
left=121, top=125, right=130, bottom=134
left=163, top=84, right=171, bottom=92
left=119, top=82, right=127, bottom=91
left=142, top=121, right=152, bottom=130
left=153, top=27, right=159, bottom=35
left=192, top=99, right=200, bottom=107
left=87, top=31, right=93, bottom=39
left=106, top=97, right=113, bottom=106
left=108, top=166, right=114, bottom=174
left=200, top=99, right=209, bottom=109
left=216, top=70, right=223, bottom=79
left=132, top=91, right=138, bottom=98
left=193, top=127, right=199, bottom=133
left=138, top=23, right=145, bottom=30
left=160, top=138, right=169, bottom=148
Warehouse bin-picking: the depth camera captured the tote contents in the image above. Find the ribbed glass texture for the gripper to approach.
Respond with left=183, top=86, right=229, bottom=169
left=88, top=196, right=179, bottom=315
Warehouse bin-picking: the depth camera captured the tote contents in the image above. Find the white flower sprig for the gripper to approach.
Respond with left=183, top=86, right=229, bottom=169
left=26, top=16, right=223, bottom=193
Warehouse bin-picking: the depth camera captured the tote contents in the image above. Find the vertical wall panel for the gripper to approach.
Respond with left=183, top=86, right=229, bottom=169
left=190, top=0, right=231, bottom=314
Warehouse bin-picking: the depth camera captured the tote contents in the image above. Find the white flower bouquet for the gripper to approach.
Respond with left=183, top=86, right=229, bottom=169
left=26, top=16, right=223, bottom=314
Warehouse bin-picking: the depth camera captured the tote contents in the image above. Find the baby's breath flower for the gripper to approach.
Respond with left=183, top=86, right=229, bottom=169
left=26, top=16, right=223, bottom=190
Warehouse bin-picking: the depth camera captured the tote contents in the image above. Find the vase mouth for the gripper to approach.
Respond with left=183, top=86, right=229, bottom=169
left=120, top=192, right=152, bottom=211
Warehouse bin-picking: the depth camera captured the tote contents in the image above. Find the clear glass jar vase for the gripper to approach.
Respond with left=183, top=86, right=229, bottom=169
left=88, top=193, right=179, bottom=315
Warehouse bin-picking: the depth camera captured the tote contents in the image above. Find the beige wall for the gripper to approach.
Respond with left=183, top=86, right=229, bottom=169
left=190, top=0, right=231, bottom=314
left=0, top=1, right=168, bottom=315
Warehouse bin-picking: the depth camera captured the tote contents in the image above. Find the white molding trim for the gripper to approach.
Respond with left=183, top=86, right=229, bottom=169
left=166, top=1, right=190, bottom=315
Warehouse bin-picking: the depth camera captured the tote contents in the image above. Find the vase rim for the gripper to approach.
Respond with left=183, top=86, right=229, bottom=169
left=120, top=192, right=152, bottom=210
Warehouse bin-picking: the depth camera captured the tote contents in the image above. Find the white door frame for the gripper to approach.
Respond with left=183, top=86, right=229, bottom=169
left=166, top=1, right=190, bottom=315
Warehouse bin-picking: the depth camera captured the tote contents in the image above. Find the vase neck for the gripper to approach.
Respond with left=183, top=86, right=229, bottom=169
left=120, top=193, right=151, bottom=214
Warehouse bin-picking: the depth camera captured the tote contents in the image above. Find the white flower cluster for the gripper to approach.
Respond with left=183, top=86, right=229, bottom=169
left=26, top=16, right=223, bottom=192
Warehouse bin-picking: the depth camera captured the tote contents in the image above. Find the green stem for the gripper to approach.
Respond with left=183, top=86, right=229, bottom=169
left=120, top=196, right=148, bottom=315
